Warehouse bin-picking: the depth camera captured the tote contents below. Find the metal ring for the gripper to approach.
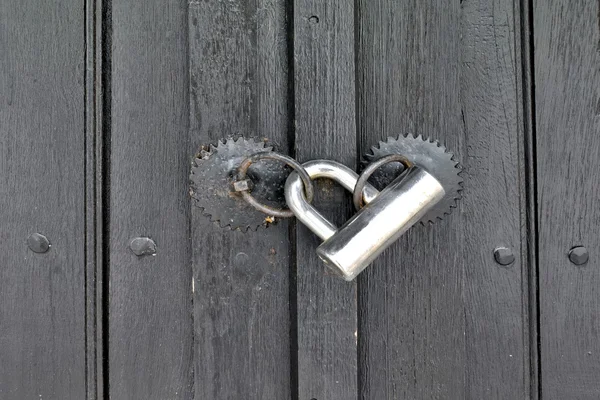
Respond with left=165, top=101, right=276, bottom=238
left=236, top=152, right=315, bottom=218
left=353, top=154, right=413, bottom=210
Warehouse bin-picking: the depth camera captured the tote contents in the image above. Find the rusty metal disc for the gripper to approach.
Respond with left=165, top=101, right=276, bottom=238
left=189, top=137, right=290, bottom=231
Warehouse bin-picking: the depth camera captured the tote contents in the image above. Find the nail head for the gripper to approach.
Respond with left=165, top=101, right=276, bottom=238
left=568, top=246, right=589, bottom=265
left=493, top=246, right=515, bottom=266
left=27, top=233, right=50, bottom=253
left=130, top=237, right=157, bottom=256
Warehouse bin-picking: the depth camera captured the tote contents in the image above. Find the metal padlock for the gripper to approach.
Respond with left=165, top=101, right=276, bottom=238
left=285, top=160, right=445, bottom=281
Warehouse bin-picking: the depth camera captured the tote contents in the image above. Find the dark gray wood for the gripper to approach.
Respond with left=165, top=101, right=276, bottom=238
left=356, top=0, right=533, bottom=398
left=108, top=1, right=193, bottom=398
left=534, top=0, right=600, bottom=397
left=293, top=1, right=358, bottom=399
left=188, top=1, right=292, bottom=399
left=0, top=0, right=87, bottom=398
left=85, top=0, right=105, bottom=397
left=7, top=0, right=598, bottom=397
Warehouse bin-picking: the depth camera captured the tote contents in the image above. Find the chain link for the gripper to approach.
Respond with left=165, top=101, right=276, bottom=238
left=234, top=151, right=412, bottom=219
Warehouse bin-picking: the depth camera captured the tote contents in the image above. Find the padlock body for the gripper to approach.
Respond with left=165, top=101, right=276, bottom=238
left=316, top=167, right=445, bottom=281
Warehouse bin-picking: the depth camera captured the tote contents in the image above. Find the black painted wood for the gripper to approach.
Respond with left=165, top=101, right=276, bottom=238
left=534, top=0, right=600, bottom=397
left=356, top=0, right=533, bottom=398
left=188, top=1, right=292, bottom=398
left=7, top=1, right=600, bottom=398
left=108, top=1, right=194, bottom=398
left=293, top=1, right=359, bottom=399
left=0, top=0, right=87, bottom=398
left=85, top=0, right=106, bottom=397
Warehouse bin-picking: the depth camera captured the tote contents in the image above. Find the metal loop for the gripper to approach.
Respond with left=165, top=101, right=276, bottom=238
left=353, top=154, right=413, bottom=210
left=236, top=152, right=315, bottom=218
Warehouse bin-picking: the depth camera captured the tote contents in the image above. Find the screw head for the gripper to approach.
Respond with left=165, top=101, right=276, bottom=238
left=129, top=237, right=157, bottom=256
left=568, top=246, right=589, bottom=265
left=27, top=233, right=51, bottom=253
left=493, top=246, right=515, bottom=266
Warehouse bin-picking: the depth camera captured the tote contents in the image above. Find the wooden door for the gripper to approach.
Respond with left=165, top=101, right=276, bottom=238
left=1, top=0, right=599, bottom=399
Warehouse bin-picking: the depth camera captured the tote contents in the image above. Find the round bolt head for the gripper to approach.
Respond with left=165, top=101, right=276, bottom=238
left=493, top=246, right=515, bottom=266
left=27, top=233, right=51, bottom=253
left=568, top=246, right=589, bottom=265
left=129, top=237, right=157, bottom=256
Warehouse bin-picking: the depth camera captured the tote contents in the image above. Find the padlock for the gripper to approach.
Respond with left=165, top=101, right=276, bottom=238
left=285, top=160, right=445, bottom=281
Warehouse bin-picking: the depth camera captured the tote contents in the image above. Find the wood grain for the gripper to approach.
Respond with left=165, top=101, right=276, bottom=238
left=534, top=0, right=600, bottom=397
left=293, top=1, right=359, bottom=399
left=0, top=0, right=86, bottom=398
left=108, top=1, right=194, bottom=398
left=188, top=0, right=292, bottom=398
left=356, top=0, right=532, bottom=398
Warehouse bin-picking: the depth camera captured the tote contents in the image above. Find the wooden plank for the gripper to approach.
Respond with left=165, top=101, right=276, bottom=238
left=0, top=0, right=87, bottom=398
left=293, top=1, right=358, bottom=399
left=534, top=0, right=600, bottom=397
left=188, top=1, right=292, bottom=398
left=356, top=0, right=532, bottom=398
left=108, top=1, right=194, bottom=398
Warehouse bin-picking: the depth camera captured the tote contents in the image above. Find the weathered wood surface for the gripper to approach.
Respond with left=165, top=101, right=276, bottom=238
left=534, top=0, right=600, bottom=398
left=356, top=0, right=533, bottom=398
left=108, top=1, right=193, bottom=398
left=293, top=1, right=359, bottom=399
left=8, top=0, right=600, bottom=398
left=0, top=0, right=87, bottom=398
left=188, top=0, right=292, bottom=398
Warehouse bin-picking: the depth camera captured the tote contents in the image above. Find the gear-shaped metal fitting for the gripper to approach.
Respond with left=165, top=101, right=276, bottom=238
left=363, top=134, right=463, bottom=224
left=235, top=151, right=315, bottom=218
left=189, top=137, right=290, bottom=231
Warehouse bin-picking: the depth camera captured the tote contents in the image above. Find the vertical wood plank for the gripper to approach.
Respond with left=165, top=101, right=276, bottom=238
left=534, top=0, right=600, bottom=397
left=356, top=0, right=532, bottom=398
left=293, top=1, right=358, bottom=399
left=108, top=1, right=194, bottom=398
left=188, top=0, right=292, bottom=398
left=0, top=1, right=87, bottom=398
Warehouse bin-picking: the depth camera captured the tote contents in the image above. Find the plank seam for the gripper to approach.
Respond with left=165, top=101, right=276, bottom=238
left=100, top=0, right=112, bottom=397
left=85, top=0, right=108, bottom=397
left=286, top=0, right=299, bottom=398
left=354, top=1, right=364, bottom=399
left=84, top=0, right=93, bottom=395
left=519, top=0, right=541, bottom=397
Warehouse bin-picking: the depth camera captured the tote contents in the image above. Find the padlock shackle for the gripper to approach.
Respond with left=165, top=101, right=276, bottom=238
left=284, top=160, right=379, bottom=241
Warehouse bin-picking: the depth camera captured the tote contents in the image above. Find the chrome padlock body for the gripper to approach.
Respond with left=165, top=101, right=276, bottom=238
left=285, top=160, right=445, bottom=281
